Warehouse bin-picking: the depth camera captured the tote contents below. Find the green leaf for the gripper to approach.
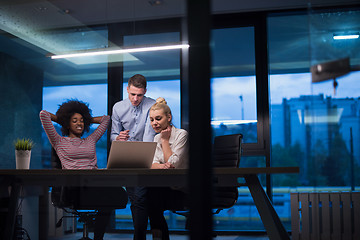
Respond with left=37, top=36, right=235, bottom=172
left=14, top=138, right=34, bottom=150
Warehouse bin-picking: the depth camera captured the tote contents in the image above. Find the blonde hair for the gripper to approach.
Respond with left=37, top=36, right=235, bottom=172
left=150, top=97, right=172, bottom=118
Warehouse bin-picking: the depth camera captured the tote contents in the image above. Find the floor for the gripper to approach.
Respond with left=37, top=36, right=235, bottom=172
left=48, top=232, right=271, bottom=240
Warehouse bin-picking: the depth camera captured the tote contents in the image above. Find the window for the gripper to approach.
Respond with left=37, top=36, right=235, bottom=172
left=211, top=27, right=257, bottom=144
left=209, top=22, right=268, bottom=230
left=268, top=9, right=360, bottom=230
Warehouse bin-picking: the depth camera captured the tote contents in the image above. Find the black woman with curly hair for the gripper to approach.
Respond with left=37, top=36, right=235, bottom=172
left=55, top=99, right=93, bottom=138
left=39, top=99, right=127, bottom=240
left=40, top=99, right=107, bottom=169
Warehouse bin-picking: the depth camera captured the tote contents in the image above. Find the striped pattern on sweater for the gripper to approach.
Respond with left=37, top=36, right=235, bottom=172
left=40, top=110, right=110, bottom=169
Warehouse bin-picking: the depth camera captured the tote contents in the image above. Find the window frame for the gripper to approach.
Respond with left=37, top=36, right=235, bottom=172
left=212, top=13, right=270, bottom=158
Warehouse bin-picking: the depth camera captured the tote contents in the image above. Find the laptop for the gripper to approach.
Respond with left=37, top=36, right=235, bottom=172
left=107, top=141, right=157, bottom=169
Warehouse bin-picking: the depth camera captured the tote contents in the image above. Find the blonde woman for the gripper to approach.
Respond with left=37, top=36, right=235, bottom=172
left=147, top=97, right=189, bottom=240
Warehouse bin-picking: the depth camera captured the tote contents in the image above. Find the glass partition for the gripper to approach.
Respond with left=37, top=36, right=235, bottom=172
left=2, top=0, right=360, bottom=236
left=269, top=9, right=360, bottom=231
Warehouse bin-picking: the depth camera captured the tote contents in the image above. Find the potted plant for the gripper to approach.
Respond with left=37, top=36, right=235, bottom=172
left=14, top=138, right=34, bottom=169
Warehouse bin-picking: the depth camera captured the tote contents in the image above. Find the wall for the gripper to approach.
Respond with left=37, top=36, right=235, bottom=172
left=0, top=52, right=43, bottom=169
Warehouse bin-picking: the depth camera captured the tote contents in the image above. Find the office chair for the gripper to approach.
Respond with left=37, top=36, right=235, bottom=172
left=173, top=133, right=243, bottom=230
left=212, top=133, right=242, bottom=212
left=50, top=148, right=128, bottom=240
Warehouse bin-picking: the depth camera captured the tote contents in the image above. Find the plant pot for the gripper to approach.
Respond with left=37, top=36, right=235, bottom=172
left=15, top=150, right=31, bottom=169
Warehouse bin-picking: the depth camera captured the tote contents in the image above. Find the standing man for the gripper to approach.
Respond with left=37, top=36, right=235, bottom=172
left=111, top=74, right=156, bottom=240
left=111, top=74, right=156, bottom=143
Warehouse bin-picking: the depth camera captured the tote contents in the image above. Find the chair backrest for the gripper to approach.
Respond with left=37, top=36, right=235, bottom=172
left=51, top=147, right=62, bottom=169
left=213, top=133, right=242, bottom=168
left=171, top=134, right=243, bottom=221
left=212, top=134, right=243, bottom=209
left=50, top=148, right=77, bottom=208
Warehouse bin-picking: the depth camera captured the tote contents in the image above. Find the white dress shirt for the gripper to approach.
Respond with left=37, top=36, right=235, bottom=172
left=152, top=125, right=188, bottom=169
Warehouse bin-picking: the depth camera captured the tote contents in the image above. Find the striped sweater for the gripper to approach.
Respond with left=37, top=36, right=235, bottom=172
left=40, top=110, right=110, bottom=169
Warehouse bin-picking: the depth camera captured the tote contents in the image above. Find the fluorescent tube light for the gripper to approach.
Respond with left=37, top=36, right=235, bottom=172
left=211, top=120, right=257, bottom=126
left=51, top=44, right=189, bottom=59
left=333, top=33, right=359, bottom=40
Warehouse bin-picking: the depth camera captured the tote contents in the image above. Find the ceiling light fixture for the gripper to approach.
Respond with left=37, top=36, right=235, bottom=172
left=333, top=33, right=359, bottom=40
left=50, top=43, right=189, bottom=59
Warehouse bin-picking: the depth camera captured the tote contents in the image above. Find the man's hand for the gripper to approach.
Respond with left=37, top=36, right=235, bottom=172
left=116, top=130, right=130, bottom=141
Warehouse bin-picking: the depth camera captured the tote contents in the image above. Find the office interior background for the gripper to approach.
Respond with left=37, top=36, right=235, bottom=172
left=0, top=0, right=359, bottom=237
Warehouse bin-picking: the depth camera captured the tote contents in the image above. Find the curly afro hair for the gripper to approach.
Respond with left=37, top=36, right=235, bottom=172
left=55, top=99, right=92, bottom=136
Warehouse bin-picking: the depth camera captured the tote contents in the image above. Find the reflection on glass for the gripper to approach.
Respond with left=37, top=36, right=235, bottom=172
left=308, top=9, right=360, bottom=66
left=270, top=72, right=360, bottom=188
left=269, top=11, right=360, bottom=231
left=269, top=9, right=360, bottom=190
